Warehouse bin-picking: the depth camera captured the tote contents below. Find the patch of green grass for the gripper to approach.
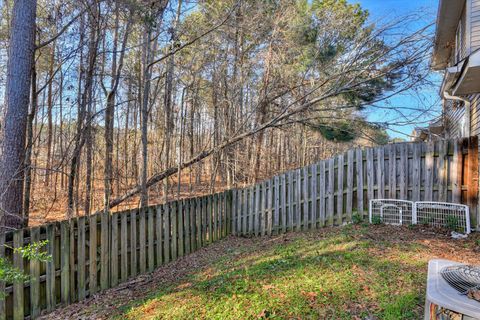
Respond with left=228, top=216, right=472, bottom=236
left=380, top=292, right=419, bottom=320
left=120, top=227, right=428, bottom=320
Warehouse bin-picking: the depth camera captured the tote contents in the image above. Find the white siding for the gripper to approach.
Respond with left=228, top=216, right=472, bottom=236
left=445, top=99, right=466, bottom=138
left=461, top=6, right=468, bottom=59
left=470, top=94, right=480, bottom=135
left=471, top=0, right=480, bottom=51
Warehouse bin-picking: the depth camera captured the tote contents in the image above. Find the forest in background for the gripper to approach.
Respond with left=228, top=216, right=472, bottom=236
left=0, top=0, right=435, bottom=228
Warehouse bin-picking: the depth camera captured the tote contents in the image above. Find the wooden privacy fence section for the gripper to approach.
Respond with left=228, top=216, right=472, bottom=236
left=1, top=192, right=232, bottom=319
left=1, top=137, right=478, bottom=319
left=232, top=137, right=479, bottom=236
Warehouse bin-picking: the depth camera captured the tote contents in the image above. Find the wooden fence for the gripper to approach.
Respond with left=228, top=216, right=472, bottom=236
left=232, top=137, right=479, bottom=235
left=1, top=192, right=232, bottom=319
left=1, top=137, right=478, bottom=319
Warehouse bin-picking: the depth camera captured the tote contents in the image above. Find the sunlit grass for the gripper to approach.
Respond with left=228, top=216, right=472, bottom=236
left=120, top=226, right=426, bottom=319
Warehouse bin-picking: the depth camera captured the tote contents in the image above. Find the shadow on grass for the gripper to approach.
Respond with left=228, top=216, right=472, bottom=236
left=121, top=229, right=427, bottom=319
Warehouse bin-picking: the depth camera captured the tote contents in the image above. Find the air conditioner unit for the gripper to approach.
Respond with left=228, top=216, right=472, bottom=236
left=425, top=259, right=480, bottom=320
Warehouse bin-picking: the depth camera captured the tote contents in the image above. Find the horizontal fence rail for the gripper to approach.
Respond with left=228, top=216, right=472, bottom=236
left=1, top=137, right=478, bottom=319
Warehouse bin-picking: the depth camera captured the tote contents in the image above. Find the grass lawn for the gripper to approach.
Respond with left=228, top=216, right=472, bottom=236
left=42, top=224, right=480, bottom=320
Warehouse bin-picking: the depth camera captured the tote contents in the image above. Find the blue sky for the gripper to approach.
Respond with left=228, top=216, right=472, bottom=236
left=357, top=0, right=438, bottom=17
left=351, top=0, right=441, bottom=139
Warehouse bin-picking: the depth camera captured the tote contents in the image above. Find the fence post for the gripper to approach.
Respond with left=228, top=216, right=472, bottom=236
left=281, top=173, right=287, bottom=232
left=468, top=136, right=479, bottom=228
left=139, top=207, right=147, bottom=273
left=89, top=214, right=98, bottom=294
left=412, top=143, right=421, bottom=202
left=131, top=209, right=138, bottom=276
left=46, top=223, right=56, bottom=311
left=249, top=186, right=255, bottom=236
left=424, top=142, right=434, bottom=201
left=295, top=169, right=302, bottom=231
left=111, top=212, right=119, bottom=286
left=389, top=144, right=397, bottom=199
left=13, top=229, right=24, bottom=320
left=319, top=162, right=326, bottom=227
left=274, top=176, right=280, bottom=233
left=30, top=227, right=40, bottom=318
left=356, top=148, right=364, bottom=217
left=337, top=154, right=344, bottom=225
left=121, top=211, right=129, bottom=281
left=452, top=141, right=461, bottom=203
left=100, top=210, right=110, bottom=290
left=226, top=189, right=232, bottom=236
left=346, top=150, right=354, bottom=222
left=178, top=201, right=184, bottom=257
left=327, top=158, right=335, bottom=226
left=366, top=148, right=374, bottom=214
left=77, top=217, right=86, bottom=300
left=399, top=144, right=407, bottom=201
left=302, top=167, right=309, bottom=230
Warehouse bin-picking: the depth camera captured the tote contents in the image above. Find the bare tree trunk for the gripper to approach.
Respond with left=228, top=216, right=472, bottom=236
left=45, top=46, right=54, bottom=186
left=177, top=86, right=187, bottom=199
left=252, top=41, right=274, bottom=182
left=140, top=28, right=153, bottom=207
left=59, top=69, right=65, bottom=189
left=67, top=7, right=98, bottom=217
left=85, top=90, right=93, bottom=215
left=23, top=64, right=37, bottom=226
left=0, top=0, right=37, bottom=229
left=104, top=7, right=132, bottom=211
left=162, top=0, right=181, bottom=203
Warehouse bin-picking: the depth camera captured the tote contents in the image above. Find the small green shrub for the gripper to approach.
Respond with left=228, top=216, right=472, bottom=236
left=0, top=240, right=51, bottom=299
left=371, top=215, right=382, bottom=225
left=352, top=213, right=363, bottom=225
left=446, top=216, right=461, bottom=232
left=420, top=214, right=434, bottom=226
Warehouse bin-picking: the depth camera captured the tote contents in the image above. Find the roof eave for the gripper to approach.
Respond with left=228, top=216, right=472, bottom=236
left=431, top=0, right=465, bottom=70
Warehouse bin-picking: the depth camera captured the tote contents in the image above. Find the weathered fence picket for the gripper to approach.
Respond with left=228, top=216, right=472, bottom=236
left=89, top=214, right=98, bottom=294
left=77, top=217, right=86, bottom=301
left=13, top=230, right=23, bottom=320
left=337, top=154, right=344, bottom=225
left=30, top=227, right=40, bottom=319
left=303, top=167, right=309, bottom=230
left=111, top=213, right=119, bottom=286
left=356, top=148, right=364, bottom=216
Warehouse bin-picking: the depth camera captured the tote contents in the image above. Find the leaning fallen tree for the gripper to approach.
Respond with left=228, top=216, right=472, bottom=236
left=102, top=18, right=433, bottom=212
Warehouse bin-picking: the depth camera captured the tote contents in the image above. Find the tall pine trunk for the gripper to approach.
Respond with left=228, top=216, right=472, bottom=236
left=0, top=0, right=37, bottom=229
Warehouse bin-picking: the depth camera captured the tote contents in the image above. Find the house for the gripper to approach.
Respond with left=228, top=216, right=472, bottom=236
left=432, top=0, right=480, bottom=138
left=410, top=118, right=444, bottom=141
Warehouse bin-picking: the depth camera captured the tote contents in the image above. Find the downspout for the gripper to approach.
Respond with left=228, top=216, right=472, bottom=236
left=443, top=91, right=471, bottom=137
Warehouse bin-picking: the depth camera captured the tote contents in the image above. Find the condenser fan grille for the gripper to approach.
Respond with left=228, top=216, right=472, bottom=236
left=440, top=265, right=480, bottom=294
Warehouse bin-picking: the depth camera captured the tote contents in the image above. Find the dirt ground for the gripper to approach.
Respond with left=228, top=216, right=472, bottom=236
left=39, top=225, right=480, bottom=320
